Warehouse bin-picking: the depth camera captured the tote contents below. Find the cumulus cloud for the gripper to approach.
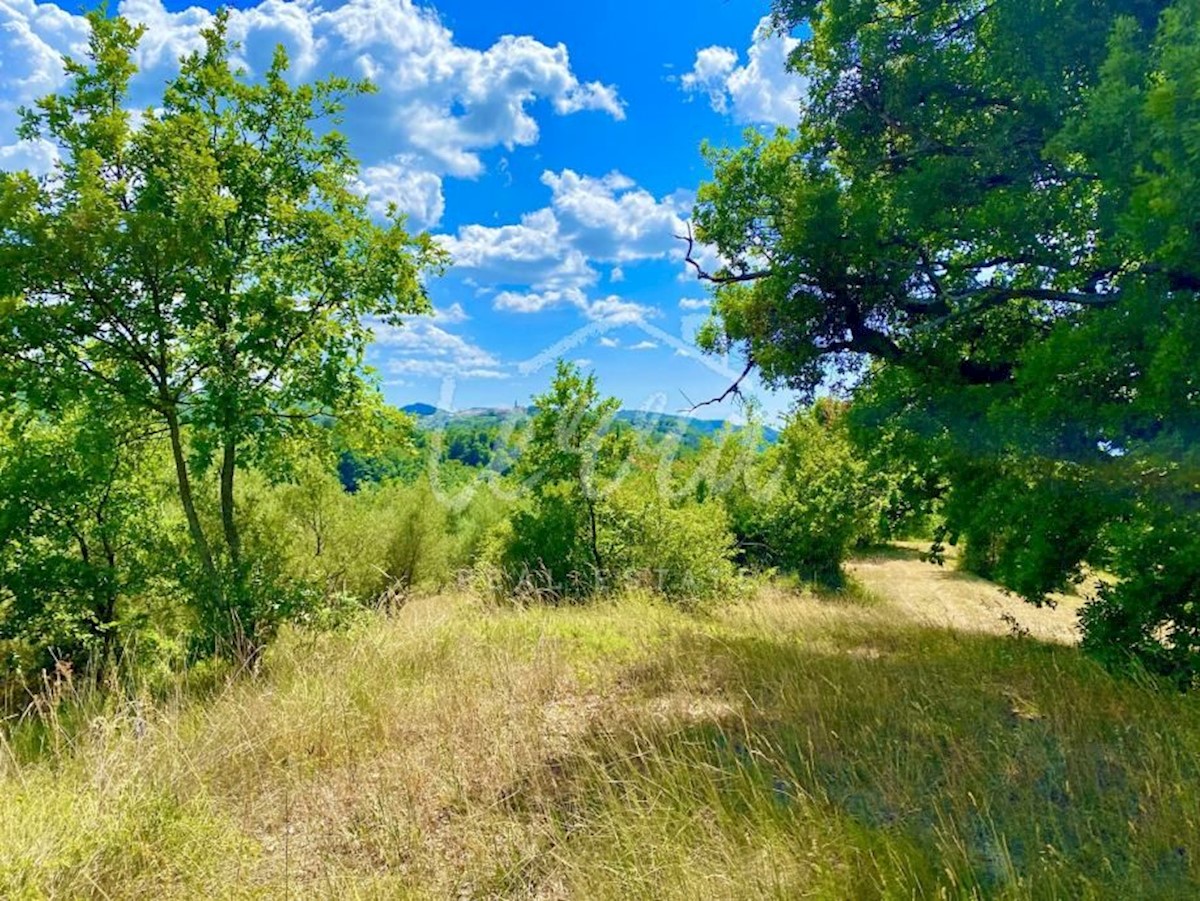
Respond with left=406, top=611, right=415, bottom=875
left=491, top=289, right=654, bottom=324
left=441, top=169, right=687, bottom=294
left=431, top=302, right=470, bottom=324
left=680, top=46, right=737, bottom=112
left=681, top=15, right=805, bottom=126
left=628, top=340, right=658, bottom=351
left=357, top=158, right=445, bottom=227
left=679, top=297, right=711, bottom=310
left=373, top=318, right=507, bottom=380
left=439, top=206, right=600, bottom=302
left=0, top=0, right=625, bottom=227
left=492, top=288, right=584, bottom=314
left=0, top=137, right=59, bottom=176
left=439, top=167, right=700, bottom=319
left=584, top=296, right=654, bottom=324
left=541, top=169, right=686, bottom=262
left=0, top=0, right=89, bottom=114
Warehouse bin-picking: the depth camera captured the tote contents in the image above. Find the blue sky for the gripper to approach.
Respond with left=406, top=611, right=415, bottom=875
left=0, top=0, right=807, bottom=422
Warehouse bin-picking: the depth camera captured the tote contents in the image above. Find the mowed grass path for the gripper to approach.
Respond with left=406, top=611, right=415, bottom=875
left=2, top=553, right=1198, bottom=899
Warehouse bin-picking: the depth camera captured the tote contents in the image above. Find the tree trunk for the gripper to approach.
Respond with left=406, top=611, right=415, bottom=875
left=165, top=407, right=219, bottom=586
left=586, top=497, right=603, bottom=581
left=96, top=508, right=120, bottom=663
left=220, top=436, right=241, bottom=572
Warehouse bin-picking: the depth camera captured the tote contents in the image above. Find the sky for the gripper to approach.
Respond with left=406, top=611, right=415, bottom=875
left=0, top=0, right=808, bottom=422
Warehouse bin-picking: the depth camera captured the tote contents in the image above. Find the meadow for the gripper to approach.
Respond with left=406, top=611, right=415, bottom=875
left=4, top=550, right=1197, bottom=900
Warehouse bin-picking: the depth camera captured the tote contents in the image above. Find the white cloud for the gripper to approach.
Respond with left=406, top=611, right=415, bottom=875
left=598, top=336, right=620, bottom=348
left=118, top=0, right=211, bottom=70
left=574, top=357, right=593, bottom=368
left=585, top=296, right=654, bottom=324
left=441, top=168, right=687, bottom=300
left=372, top=318, right=507, bottom=380
left=0, top=0, right=624, bottom=227
left=679, top=297, right=711, bottom=310
left=357, top=157, right=446, bottom=226
left=490, top=289, right=654, bottom=325
left=440, top=167, right=701, bottom=320
left=431, top=301, right=469, bottom=324
left=439, top=207, right=599, bottom=301
left=682, top=16, right=805, bottom=126
left=629, top=340, right=658, bottom=351
left=0, top=0, right=89, bottom=115
left=493, top=288, right=584, bottom=314
left=680, top=46, right=737, bottom=113
left=541, top=169, right=686, bottom=262
left=0, top=137, right=58, bottom=175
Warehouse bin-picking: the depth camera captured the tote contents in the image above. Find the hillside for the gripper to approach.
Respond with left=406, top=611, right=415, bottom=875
left=3, top=554, right=1197, bottom=899
left=402, top=404, right=780, bottom=448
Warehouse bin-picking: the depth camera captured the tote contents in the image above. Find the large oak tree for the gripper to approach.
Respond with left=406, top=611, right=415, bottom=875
left=691, top=0, right=1200, bottom=680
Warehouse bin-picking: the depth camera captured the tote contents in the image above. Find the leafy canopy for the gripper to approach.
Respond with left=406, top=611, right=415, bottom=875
left=691, top=0, right=1200, bottom=680
left=0, top=11, right=444, bottom=654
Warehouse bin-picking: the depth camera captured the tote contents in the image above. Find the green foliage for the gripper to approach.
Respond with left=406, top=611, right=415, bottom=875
left=601, top=471, right=739, bottom=604
left=938, top=457, right=1113, bottom=604
left=376, top=479, right=455, bottom=594
left=490, top=362, right=630, bottom=599
left=1082, top=511, right=1200, bottom=688
left=692, top=0, right=1200, bottom=674
left=0, top=12, right=441, bottom=657
left=0, top=404, right=182, bottom=673
left=724, top=401, right=878, bottom=585
left=488, top=484, right=603, bottom=601
left=484, top=361, right=740, bottom=604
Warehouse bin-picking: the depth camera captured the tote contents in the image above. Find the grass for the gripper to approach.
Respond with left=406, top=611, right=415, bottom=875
left=2, top=558, right=1199, bottom=899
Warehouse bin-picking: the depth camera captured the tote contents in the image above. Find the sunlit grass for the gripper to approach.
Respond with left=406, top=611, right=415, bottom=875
left=3, top=563, right=1199, bottom=899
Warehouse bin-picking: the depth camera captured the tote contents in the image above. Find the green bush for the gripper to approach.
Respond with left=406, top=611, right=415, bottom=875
left=484, top=483, right=600, bottom=602
left=1081, top=509, right=1200, bottom=688
left=935, top=456, right=1109, bottom=603
left=725, top=401, right=879, bottom=585
left=601, top=473, right=739, bottom=604
left=375, top=479, right=455, bottom=594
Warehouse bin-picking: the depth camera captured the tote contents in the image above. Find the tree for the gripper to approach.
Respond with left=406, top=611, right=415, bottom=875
left=724, top=400, right=878, bottom=585
left=499, top=361, right=631, bottom=598
left=0, top=402, right=166, bottom=671
left=690, top=1, right=1200, bottom=680
left=0, top=12, right=443, bottom=655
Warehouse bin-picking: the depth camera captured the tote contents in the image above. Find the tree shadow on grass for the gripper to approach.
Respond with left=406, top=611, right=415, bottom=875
left=492, top=623, right=1199, bottom=899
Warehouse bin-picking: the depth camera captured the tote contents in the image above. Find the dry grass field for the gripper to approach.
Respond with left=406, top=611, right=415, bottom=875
left=2, top=551, right=1197, bottom=899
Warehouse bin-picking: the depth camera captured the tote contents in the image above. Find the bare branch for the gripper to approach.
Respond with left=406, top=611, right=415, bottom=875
left=676, top=222, right=772, bottom=285
left=688, top=358, right=756, bottom=413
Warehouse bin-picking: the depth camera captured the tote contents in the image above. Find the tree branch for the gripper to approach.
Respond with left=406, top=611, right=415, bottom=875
left=676, top=222, right=772, bottom=285
left=688, top=358, right=756, bottom=412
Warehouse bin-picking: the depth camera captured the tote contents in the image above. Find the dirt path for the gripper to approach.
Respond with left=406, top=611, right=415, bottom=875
left=847, top=545, right=1085, bottom=645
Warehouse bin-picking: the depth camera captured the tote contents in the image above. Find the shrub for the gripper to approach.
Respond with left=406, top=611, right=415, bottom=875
left=376, top=480, right=455, bottom=594
left=485, top=484, right=600, bottom=602
left=724, top=400, right=879, bottom=585
left=1081, top=510, right=1200, bottom=688
left=602, top=473, right=740, bottom=604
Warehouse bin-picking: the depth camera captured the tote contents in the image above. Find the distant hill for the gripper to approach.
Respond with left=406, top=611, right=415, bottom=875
left=615, top=409, right=779, bottom=446
left=400, top=404, right=778, bottom=447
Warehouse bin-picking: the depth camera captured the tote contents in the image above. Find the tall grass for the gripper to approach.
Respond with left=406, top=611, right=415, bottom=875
left=2, top=577, right=1198, bottom=899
